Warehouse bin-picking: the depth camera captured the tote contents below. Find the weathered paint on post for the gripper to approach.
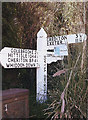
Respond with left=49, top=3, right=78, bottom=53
left=37, top=28, right=47, bottom=103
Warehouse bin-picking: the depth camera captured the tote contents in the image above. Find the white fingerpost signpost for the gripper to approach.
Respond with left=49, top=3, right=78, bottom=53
left=0, top=47, right=39, bottom=68
left=47, top=33, right=87, bottom=50
left=37, top=28, right=47, bottom=103
left=0, top=27, right=87, bottom=103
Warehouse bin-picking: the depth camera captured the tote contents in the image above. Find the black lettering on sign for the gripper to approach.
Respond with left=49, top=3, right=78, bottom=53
left=44, top=84, right=46, bottom=91
left=8, top=58, right=20, bottom=62
left=58, top=36, right=60, bottom=41
left=75, top=34, right=78, bottom=43
left=49, top=37, right=52, bottom=41
left=55, top=41, right=57, bottom=45
left=33, top=63, right=35, bottom=67
left=64, top=36, right=67, bottom=39
left=44, top=91, right=46, bottom=94
left=52, top=41, right=54, bottom=45
left=21, top=49, right=22, bottom=62
left=29, top=59, right=31, bottom=62
left=28, top=50, right=31, bottom=54
left=8, top=58, right=10, bottom=62
left=44, top=56, right=46, bottom=63
left=50, top=42, right=52, bottom=45
left=54, top=36, right=58, bottom=41
left=17, top=53, right=20, bottom=58
left=79, top=34, right=82, bottom=42
left=32, top=59, right=33, bottom=62
left=44, top=56, right=46, bottom=72
left=44, top=67, right=46, bottom=72
left=30, top=63, right=35, bottom=67
left=76, top=34, right=78, bottom=38
left=6, top=63, right=13, bottom=68
left=26, top=63, right=30, bottom=67
left=34, top=59, right=36, bottom=62
left=47, top=42, right=49, bottom=46
left=6, top=63, right=25, bottom=68
left=8, top=53, right=13, bottom=57
left=57, top=41, right=59, bottom=45
left=21, top=53, right=27, bottom=58
left=16, top=53, right=18, bottom=58
left=23, top=59, right=28, bottom=62
left=60, top=40, right=62, bottom=44
left=61, top=36, right=64, bottom=40
left=11, top=48, right=13, bottom=53
left=44, top=75, right=46, bottom=82
left=31, top=50, right=33, bottom=54
left=47, top=38, right=50, bottom=46
left=25, top=53, right=27, bottom=58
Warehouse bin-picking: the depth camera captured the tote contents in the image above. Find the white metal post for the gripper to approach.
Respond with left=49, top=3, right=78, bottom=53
left=36, top=28, right=47, bottom=103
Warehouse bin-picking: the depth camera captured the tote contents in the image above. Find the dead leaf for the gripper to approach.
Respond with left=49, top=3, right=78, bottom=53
left=53, top=69, right=68, bottom=77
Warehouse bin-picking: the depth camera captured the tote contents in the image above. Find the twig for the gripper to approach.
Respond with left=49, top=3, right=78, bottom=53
left=47, top=100, right=56, bottom=109
left=44, top=112, right=53, bottom=116
left=43, top=106, right=54, bottom=112
left=45, top=111, right=55, bottom=120
left=75, top=105, right=86, bottom=118
left=64, top=52, right=81, bottom=92
left=81, top=40, right=86, bottom=72
left=29, top=115, right=36, bottom=118
left=53, top=65, right=59, bottom=71
left=47, top=74, right=54, bottom=81
left=60, top=52, right=81, bottom=118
